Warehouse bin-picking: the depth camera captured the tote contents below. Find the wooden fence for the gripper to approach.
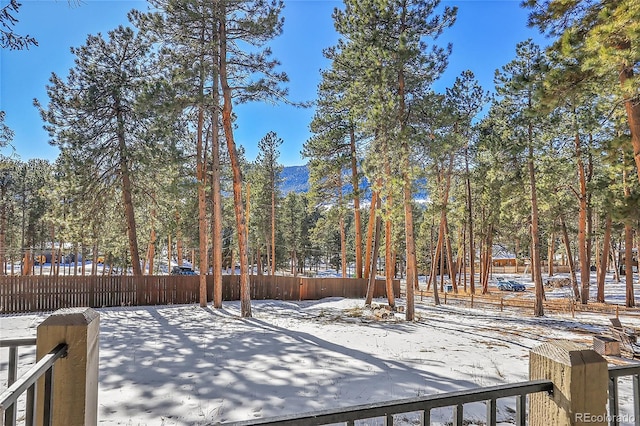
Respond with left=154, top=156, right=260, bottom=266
left=418, top=290, right=640, bottom=318
left=0, top=275, right=400, bottom=314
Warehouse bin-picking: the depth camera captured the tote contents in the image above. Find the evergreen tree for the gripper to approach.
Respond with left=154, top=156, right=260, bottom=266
left=494, top=39, right=549, bottom=315
left=445, top=71, right=489, bottom=293
left=36, top=26, right=159, bottom=276
left=218, top=0, right=288, bottom=317
left=0, top=111, right=13, bottom=148
left=330, top=0, right=456, bottom=319
left=133, top=0, right=224, bottom=305
left=280, top=191, right=305, bottom=275
left=525, top=0, right=640, bottom=183
left=254, top=131, right=283, bottom=276
left=0, top=0, right=37, bottom=49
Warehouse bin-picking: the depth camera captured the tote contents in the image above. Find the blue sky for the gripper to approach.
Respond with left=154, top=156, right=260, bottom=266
left=1, top=0, right=546, bottom=166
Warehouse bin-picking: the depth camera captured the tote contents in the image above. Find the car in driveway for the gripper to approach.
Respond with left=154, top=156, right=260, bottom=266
left=171, top=266, right=197, bottom=275
left=497, top=280, right=526, bottom=292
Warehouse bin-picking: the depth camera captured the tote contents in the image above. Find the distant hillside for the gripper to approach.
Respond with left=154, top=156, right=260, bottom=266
left=280, top=165, right=310, bottom=194
left=279, top=164, right=428, bottom=201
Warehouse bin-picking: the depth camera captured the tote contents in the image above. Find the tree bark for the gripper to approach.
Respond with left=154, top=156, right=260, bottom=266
left=211, top=95, right=223, bottom=308
left=560, top=215, right=580, bottom=301
left=597, top=214, right=611, bottom=303
left=349, top=126, right=363, bottom=279
left=444, top=217, right=456, bottom=292
left=464, top=144, right=475, bottom=293
left=115, top=99, right=142, bottom=276
left=620, top=67, right=640, bottom=183
left=219, top=15, right=251, bottom=317
left=547, top=233, right=554, bottom=277
left=574, top=125, right=590, bottom=304
left=527, top=124, right=544, bottom=316
left=623, top=169, right=636, bottom=307
left=365, top=196, right=382, bottom=306
left=148, top=217, right=156, bottom=276
left=624, top=224, right=635, bottom=307
left=271, top=166, right=276, bottom=277
left=363, top=191, right=378, bottom=280
left=196, top=104, right=208, bottom=307
left=339, top=176, right=347, bottom=278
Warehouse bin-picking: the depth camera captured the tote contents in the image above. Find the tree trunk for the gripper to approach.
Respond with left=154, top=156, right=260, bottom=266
left=116, top=100, right=142, bottom=276
left=176, top=222, right=183, bottom=266
left=624, top=224, right=635, bottom=307
left=219, top=15, right=251, bottom=317
left=148, top=224, right=156, bottom=276
left=397, top=7, right=415, bottom=320
left=574, top=125, right=590, bottom=304
left=464, top=145, right=475, bottom=293
left=444, top=217, right=456, bottom=292
left=623, top=169, right=636, bottom=307
left=365, top=196, right=382, bottom=306
left=0, top=187, right=6, bottom=276
left=560, top=215, right=580, bottom=301
left=211, top=102, right=223, bottom=308
left=91, top=241, right=98, bottom=276
left=597, top=214, right=611, bottom=303
left=339, top=177, right=347, bottom=278
left=619, top=67, right=640, bottom=183
left=363, top=191, right=378, bottom=280
left=167, top=234, right=172, bottom=274
left=612, top=241, right=621, bottom=283
left=528, top=125, right=544, bottom=316
left=197, top=103, right=208, bottom=307
left=349, top=126, right=363, bottom=278
left=271, top=170, right=276, bottom=277
left=482, top=229, right=493, bottom=293
left=430, top=220, right=443, bottom=304
left=547, top=233, right=554, bottom=277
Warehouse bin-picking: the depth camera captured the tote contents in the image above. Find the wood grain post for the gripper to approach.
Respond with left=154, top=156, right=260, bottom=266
left=36, top=307, right=100, bottom=426
left=529, top=340, right=608, bottom=426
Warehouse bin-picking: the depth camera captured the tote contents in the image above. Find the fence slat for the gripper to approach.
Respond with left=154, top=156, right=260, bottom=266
left=0, top=275, right=400, bottom=314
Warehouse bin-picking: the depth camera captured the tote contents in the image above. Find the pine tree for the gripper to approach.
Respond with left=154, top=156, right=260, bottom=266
left=525, top=0, right=640, bottom=183
left=0, top=0, right=37, bottom=50
left=494, top=40, right=549, bottom=315
left=36, top=26, right=163, bottom=276
left=445, top=71, right=489, bottom=294
left=305, top=66, right=365, bottom=279
left=331, top=0, right=456, bottom=319
left=219, top=0, right=288, bottom=317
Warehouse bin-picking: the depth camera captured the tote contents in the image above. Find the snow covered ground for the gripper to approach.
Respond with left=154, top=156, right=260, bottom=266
left=2, top=273, right=640, bottom=425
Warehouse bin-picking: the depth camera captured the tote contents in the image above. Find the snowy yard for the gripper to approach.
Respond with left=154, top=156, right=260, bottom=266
left=2, top=274, right=640, bottom=425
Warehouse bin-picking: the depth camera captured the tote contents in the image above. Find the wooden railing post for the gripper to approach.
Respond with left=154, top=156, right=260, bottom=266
left=529, top=340, right=608, bottom=426
left=36, top=307, right=100, bottom=426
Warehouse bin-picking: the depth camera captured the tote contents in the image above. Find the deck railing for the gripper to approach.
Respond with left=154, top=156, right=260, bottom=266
left=0, top=307, right=99, bottom=426
left=0, top=340, right=68, bottom=426
left=0, top=338, right=36, bottom=425
left=608, top=364, right=640, bottom=426
left=228, top=379, right=555, bottom=426
left=228, top=342, right=640, bottom=426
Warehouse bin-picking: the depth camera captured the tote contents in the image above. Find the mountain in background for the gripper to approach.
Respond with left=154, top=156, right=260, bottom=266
left=280, top=165, right=310, bottom=194
left=280, top=165, right=428, bottom=201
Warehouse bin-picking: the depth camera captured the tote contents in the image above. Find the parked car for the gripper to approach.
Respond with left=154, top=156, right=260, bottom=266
left=498, top=281, right=526, bottom=292
left=171, top=266, right=197, bottom=275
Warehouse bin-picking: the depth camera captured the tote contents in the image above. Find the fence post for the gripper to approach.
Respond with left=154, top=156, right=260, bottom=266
left=529, top=340, right=608, bottom=426
left=36, top=307, right=100, bottom=426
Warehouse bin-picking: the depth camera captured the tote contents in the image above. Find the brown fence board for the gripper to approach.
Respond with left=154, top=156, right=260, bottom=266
left=0, top=274, right=400, bottom=314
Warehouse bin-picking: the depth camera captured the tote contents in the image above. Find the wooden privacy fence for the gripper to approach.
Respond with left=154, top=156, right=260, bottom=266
left=0, top=275, right=400, bottom=314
